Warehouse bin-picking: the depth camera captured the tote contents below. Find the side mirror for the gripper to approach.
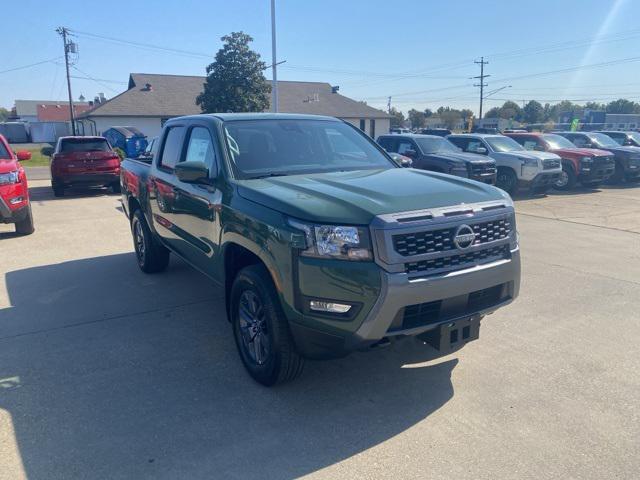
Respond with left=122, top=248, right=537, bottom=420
left=41, top=146, right=54, bottom=157
left=403, top=149, right=417, bottom=159
left=475, top=147, right=487, bottom=154
left=400, top=157, right=413, bottom=168
left=16, top=150, right=31, bottom=161
left=175, top=160, right=210, bottom=183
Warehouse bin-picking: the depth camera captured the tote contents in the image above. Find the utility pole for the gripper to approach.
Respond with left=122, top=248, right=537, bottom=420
left=57, top=27, right=77, bottom=135
left=270, top=0, right=278, bottom=113
left=387, top=96, right=392, bottom=114
left=473, top=57, right=489, bottom=120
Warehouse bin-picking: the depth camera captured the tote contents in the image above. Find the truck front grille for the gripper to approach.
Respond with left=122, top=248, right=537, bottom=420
left=393, top=218, right=511, bottom=257
left=396, top=283, right=508, bottom=331
left=469, top=163, right=496, bottom=176
left=543, top=158, right=561, bottom=170
left=405, top=244, right=510, bottom=275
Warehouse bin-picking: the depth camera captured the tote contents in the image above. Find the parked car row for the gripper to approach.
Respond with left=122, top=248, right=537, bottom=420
left=377, top=130, right=640, bottom=194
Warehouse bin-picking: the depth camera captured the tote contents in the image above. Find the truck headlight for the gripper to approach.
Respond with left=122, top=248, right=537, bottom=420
left=520, top=158, right=538, bottom=167
left=0, top=171, right=20, bottom=185
left=580, top=156, right=593, bottom=170
left=289, top=219, right=372, bottom=261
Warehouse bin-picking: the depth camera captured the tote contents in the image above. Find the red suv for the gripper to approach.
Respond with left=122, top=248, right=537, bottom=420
left=504, top=132, right=615, bottom=189
left=0, top=134, right=34, bottom=235
left=50, top=136, right=121, bottom=197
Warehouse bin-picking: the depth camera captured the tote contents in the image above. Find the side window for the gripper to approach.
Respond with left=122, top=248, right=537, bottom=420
left=159, top=126, right=186, bottom=169
left=522, top=139, right=538, bottom=150
left=448, top=137, right=469, bottom=151
left=184, top=127, right=215, bottom=170
left=397, top=140, right=416, bottom=155
left=466, top=140, right=486, bottom=154
left=570, top=135, right=587, bottom=147
left=378, top=137, right=397, bottom=152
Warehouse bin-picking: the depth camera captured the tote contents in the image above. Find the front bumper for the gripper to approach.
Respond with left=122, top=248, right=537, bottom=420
left=520, top=171, right=561, bottom=190
left=578, top=159, right=615, bottom=183
left=624, top=161, right=640, bottom=178
left=0, top=196, right=29, bottom=224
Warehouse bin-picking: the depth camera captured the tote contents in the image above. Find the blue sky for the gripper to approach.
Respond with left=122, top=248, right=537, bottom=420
left=2, top=0, right=640, bottom=115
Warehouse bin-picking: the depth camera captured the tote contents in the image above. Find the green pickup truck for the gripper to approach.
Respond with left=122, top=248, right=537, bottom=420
left=120, top=113, right=521, bottom=385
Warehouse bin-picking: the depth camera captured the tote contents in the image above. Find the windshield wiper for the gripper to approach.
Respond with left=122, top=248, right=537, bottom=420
left=248, top=172, right=290, bottom=179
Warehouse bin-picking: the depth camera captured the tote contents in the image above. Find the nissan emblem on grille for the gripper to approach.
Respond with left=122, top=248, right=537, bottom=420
left=453, top=224, right=476, bottom=250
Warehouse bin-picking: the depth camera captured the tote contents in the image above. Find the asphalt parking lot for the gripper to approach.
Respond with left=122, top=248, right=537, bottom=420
left=1, top=179, right=639, bottom=480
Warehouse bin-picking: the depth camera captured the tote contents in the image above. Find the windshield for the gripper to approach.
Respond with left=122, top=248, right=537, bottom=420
left=223, top=119, right=395, bottom=179
left=628, top=132, right=640, bottom=145
left=414, top=137, right=460, bottom=154
left=60, top=138, right=110, bottom=153
left=588, top=133, right=619, bottom=148
left=543, top=134, right=576, bottom=150
left=485, top=136, right=525, bottom=152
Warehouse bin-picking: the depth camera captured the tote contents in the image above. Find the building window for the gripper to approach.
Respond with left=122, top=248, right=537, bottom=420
left=370, top=119, right=376, bottom=138
left=359, top=119, right=365, bottom=131
left=619, top=124, right=626, bottom=129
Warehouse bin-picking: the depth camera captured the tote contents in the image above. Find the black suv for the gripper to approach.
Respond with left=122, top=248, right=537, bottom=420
left=377, top=134, right=497, bottom=184
left=595, top=131, right=640, bottom=148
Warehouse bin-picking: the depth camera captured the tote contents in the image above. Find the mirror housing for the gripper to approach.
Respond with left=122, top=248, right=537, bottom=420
left=400, top=157, right=413, bottom=168
left=16, top=150, right=31, bottom=161
left=41, top=146, right=54, bottom=157
left=475, top=147, right=488, bottom=154
left=175, top=161, right=210, bottom=183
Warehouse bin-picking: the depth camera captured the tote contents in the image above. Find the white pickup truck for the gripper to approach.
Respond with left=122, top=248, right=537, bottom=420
left=448, top=134, right=562, bottom=194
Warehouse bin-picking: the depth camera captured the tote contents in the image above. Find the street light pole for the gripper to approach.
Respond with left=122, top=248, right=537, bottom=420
left=271, top=0, right=278, bottom=113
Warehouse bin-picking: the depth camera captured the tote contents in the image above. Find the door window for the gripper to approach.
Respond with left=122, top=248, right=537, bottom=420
left=377, top=137, right=397, bottom=152
left=522, top=140, right=539, bottom=150
left=184, top=127, right=215, bottom=170
left=159, top=126, right=186, bottom=169
left=397, top=141, right=416, bottom=155
left=466, top=140, right=487, bottom=154
left=569, top=135, right=588, bottom=147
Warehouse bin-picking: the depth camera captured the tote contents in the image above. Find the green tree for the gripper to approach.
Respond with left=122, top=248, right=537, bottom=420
left=440, top=110, right=462, bottom=130
left=483, top=107, right=501, bottom=118
left=584, top=102, right=606, bottom=111
left=522, top=100, right=544, bottom=124
left=196, top=32, right=271, bottom=113
left=0, top=107, right=9, bottom=122
left=606, top=98, right=639, bottom=114
left=407, top=108, right=425, bottom=128
left=424, top=108, right=433, bottom=118
left=460, top=109, right=473, bottom=120
left=389, top=107, right=405, bottom=128
left=499, top=101, right=522, bottom=121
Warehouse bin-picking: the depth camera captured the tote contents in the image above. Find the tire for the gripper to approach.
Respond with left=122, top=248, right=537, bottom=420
left=230, top=264, right=304, bottom=386
left=554, top=164, right=576, bottom=190
left=52, top=180, right=65, bottom=197
left=131, top=209, right=170, bottom=273
left=111, top=181, right=121, bottom=194
left=14, top=205, right=35, bottom=235
left=609, top=161, right=625, bottom=184
left=496, top=167, right=518, bottom=194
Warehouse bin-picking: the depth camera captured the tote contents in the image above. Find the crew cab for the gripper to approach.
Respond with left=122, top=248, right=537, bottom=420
left=594, top=131, right=640, bottom=148
left=50, top=136, right=121, bottom=196
left=448, top=133, right=562, bottom=194
left=120, top=114, right=520, bottom=386
left=557, top=132, right=640, bottom=183
left=377, top=134, right=497, bottom=185
left=504, top=132, right=615, bottom=189
left=0, top=134, right=34, bottom=235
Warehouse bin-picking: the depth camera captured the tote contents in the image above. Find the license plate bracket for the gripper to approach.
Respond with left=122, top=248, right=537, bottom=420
left=418, top=316, right=480, bottom=354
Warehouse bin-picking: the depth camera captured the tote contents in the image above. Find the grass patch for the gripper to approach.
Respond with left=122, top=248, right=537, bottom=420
left=16, top=143, right=52, bottom=167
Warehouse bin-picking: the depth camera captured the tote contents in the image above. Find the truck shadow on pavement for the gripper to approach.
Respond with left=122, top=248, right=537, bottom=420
left=27, top=185, right=118, bottom=202
left=1, top=253, right=456, bottom=480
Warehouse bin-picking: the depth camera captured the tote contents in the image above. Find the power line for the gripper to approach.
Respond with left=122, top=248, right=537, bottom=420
left=0, top=57, right=62, bottom=75
left=70, top=66, right=120, bottom=94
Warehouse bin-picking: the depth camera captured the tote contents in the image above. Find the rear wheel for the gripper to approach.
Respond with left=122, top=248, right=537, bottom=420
left=14, top=205, right=34, bottom=235
left=609, top=162, right=625, bottom=183
left=554, top=164, right=576, bottom=190
left=230, top=264, right=304, bottom=386
left=496, top=167, right=517, bottom=194
left=52, top=180, right=65, bottom=197
left=131, top=209, right=170, bottom=273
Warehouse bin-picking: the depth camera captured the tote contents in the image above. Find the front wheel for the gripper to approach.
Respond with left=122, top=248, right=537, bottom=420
left=554, top=165, right=576, bottom=190
left=230, top=264, right=304, bottom=386
left=111, top=181, right=121, bottom=194
left=15, top=205, right=35, bottom=235
left=52, top=180, right=64, bottom=197
left=131, top=209, right=170, bottom=273
left=496, top=167, right=518, bottom=194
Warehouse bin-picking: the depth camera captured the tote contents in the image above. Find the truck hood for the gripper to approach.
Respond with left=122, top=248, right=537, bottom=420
left=427, top=150, right=494, bottom=164
left=598, top=145, right=640, bottom=157
left=0, top=158, right=19, bottom=174
left=549, top=147, right=612, bottom=158
left=236, top=168, right=507, bottom=225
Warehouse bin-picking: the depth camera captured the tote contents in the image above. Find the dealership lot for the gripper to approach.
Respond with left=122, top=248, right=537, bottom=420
left=1, top=180, right=639, bottom=479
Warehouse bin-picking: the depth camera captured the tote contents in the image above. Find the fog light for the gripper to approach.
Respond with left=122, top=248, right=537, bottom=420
left=9, top=196, right=23, bottom=205
left=309, top=300, right=351, bottom=314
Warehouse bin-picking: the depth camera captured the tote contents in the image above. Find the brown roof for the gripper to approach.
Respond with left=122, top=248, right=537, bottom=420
left=37, top=103, right=93, bottom=121
left=80, top=73, right=389, bottom=119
